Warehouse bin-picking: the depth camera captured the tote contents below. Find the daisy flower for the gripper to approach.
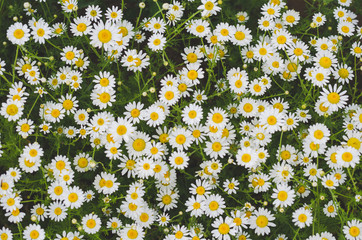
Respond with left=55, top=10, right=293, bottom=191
left=185, top=195, right=206, bottom=217
left=119, top=224, right=144, bottom=240
left=85, top=5, right=102, bottom=22
left=197, top=0, right=221, bottom=17
left=157, top=188, right=179, bottom=211
left=169, top=150, right=190, bottom=170
left=335, top=146, right=360, bottom=168
left=282, top=9, right=300, bottom=26
left=82, top=213, right=101, bottom=234
left=32, top=21, right=51, bottom=44
left=0, top=99, right=24, bottom=122
left=141, top=105, right=166, bottom=127
left=23, top=224, right=45, bottom=240
left=271, top=183, right=296, bottom=208
left=292, top=207, right=313, bottom=228
left=343, top=219, right=362, bottom=240
left=323, top=200, right=338, bottom=217
left=249, top=207, right=276, bottom=236
left=236, top=11, right=249, bottom=23
left=16, top=118, right=35, bottom=138
left=148, top=33, right=166, bottom=51
left=211, top=216, right=237, bottom=240
left=70, top=16, right=92, bottom=36
left=90, top=21, right=121, bottom=51
left=105, top=6, right=123, bottom=23
left=204, top=194, right=225, bottom=218
left=204, top=137, right=229, bottom=159
left=169, top=127, right=193, bottom=151
left=159, top=85, right=180, bottom=106
left=7, top=22, right=30, bottom=45
left=223, top=178, right=239, bottom=194
left=319, top=84, right=348, bottom=112
left=47, top=201, right=68, bottom=222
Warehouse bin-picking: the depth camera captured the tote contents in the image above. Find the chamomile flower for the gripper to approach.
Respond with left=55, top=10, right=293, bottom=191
left=157, top=188, right=179, bottom=211
left=335, top=146, right=360, bottom=168
left=282, top=10, right=300, bottom=26
left=236, top=11, right=249, bottom=23
left=319, top=84, right=348, bottom=112
left=70, top=16, right=92, bottom=36
left=30, top=203, right=48, bottom=222
left=204, top=194, right=225, bottom=218
left=7, top=22, right=30, bottom=45
left=23, top=224, right=45, bottom=240
left=82, top=213, right=101, bottom=234
left=86, top=5, right=102, bottom=22
left=167, top=150, right=189, bottom=170
left=119, top=224, right=144, bottom=240
left=185, top=195, right=206, bottom=217
left=271, top=184, right=296, bottom=208
left=16, top=119, right=35, bottom=138
left=142, top=105, right=166, bottom=127
left=333, top=63, right=354, bottom=84
left=90, top=21, right=121, bottom=51
left=207, top=107, right=229, bottom=129
left=338, top=20, right=355, bottom=37
left=169, top=127, right=193, bottom=151
left=0, top=227, right=12, bottom=240
left=106, top=6, right=123, bottom=23
left=343, top=219, right=362, bottom=240
left=91, top=88, right=116, bottom=109
left=350, top=41, right=362, bottom=58
left=148, top=17, right=166, bottom=34
left=32, top=21, right=51, bottom=44
left=249, top=208, right=276, bottom=236
left=63, top=186, right=84, bottom=209
left=211, top=216, right=237, bottom=240
left=198, top=0, right=221, bottom=17
left=1, top=99, right=24, bottom=122
left=258, top=16, right=275, bottom=31
left=148, top=33, right=166, bottom=51
left=223, top=178, right=239, bottom=194
left=313, top=13, right=326, bottom=27
left=159, top=85, right=180, bottom=106
left=236, top=147, right=258, bottom=169
left=182, top=103, right=203, bottom=126
left=323, top=200, right=338, bottom=217
left=259, top=107, right=285, bottom=133
left=292, top=207, right=313, bottom=228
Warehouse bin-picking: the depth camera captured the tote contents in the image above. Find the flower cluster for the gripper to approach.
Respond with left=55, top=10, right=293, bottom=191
left=0, top=0, right=361, bottom=240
